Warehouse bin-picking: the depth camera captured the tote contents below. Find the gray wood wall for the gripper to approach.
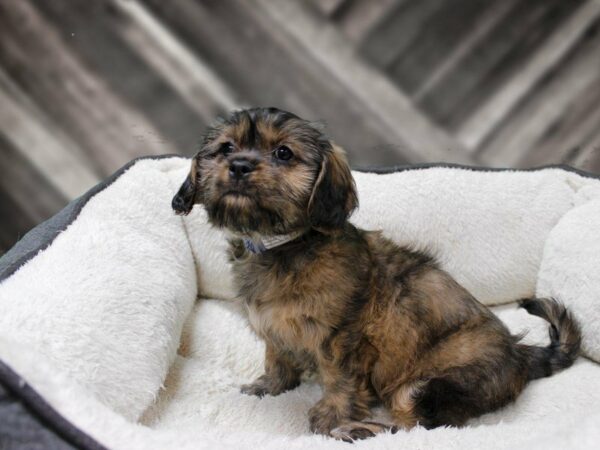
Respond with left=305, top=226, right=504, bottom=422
left=1, top=0, right=600, bottom=254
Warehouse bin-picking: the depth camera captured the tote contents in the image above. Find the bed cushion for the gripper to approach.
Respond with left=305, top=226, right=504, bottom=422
left=1, top=156, right=599, bottom=450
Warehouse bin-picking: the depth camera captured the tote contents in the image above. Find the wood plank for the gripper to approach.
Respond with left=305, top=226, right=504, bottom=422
left=0, top=69, right=100, bottom=200
left=387, top=0, right=496, bottom=95
left=0, top=131, right=69, bottom=255
left=32, top=0, right=208, bottom=157
left=0, top=133, right=67, bottom=224
left=0, top=190, right=38, bottom=256
left=307, top=0, right=349, bottom=17
left=416, top=0, right=582, bottom=130
left=477, top=20, right=600, bottom=167
left=250, top=0, right=472, bottom=163
left=113, top=0, right=238, bottom=119
left=571, top=134, right=600, bottom=173
left=332, top=0, right=400, bottom=43
left=458, top=0, right=600, bottom=151
left=142, top=0, right=439, bottom=165
left=0, top=0, right=173, bottom=175
left=519, top=73, right=600, bottom=169
left=359, top=0, right=444, bottom=69
left=412, top=0, right=516, bottom=102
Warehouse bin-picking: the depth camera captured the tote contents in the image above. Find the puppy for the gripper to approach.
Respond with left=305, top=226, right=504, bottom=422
left=172, top=107, right=581, bottom=442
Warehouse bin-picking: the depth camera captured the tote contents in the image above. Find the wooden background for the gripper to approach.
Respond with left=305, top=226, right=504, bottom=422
left=1, top=0, right=600, bottom=254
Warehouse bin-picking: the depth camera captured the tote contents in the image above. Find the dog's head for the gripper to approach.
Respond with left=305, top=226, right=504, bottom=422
left=172, top=107, right=357, bottom=236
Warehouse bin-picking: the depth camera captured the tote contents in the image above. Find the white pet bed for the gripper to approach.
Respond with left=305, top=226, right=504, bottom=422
left=1, top=156, right=599, bottom=450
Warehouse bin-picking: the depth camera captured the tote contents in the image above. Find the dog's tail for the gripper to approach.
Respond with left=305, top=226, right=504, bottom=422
left=518, top=298, right=581, bottom=381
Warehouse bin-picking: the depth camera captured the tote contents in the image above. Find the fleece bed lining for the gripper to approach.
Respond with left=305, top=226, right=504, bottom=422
left=1, top=157, right=600, bottom=450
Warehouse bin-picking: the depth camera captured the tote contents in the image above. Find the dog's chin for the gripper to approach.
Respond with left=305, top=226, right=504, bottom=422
left=221, top=191, right=253, bottom=204
left=206, top=192, right=282, bottom=235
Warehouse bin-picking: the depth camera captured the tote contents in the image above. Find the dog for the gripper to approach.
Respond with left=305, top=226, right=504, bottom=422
left=172, top=107, right=581, bottom=442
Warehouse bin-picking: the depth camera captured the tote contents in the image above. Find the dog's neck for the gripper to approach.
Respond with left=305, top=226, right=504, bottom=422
left=241, top=229, right=306, bottom=254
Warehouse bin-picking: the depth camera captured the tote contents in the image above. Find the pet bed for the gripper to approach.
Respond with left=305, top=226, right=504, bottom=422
left=1, top=156, right=599, bottom=450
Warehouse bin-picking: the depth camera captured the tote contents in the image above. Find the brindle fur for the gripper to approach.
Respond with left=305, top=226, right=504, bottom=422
left=173, top=107, right=582, bottom=442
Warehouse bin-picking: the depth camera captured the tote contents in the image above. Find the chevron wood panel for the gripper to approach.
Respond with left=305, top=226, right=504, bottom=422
left=1, top=0, right=599, bottom=253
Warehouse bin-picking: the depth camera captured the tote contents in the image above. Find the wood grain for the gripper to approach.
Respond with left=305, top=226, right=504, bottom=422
left=1, top=0, right=599, bottom=253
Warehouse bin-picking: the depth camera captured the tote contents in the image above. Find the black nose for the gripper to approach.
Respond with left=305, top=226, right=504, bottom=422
left=229, top=159, right=255, bottom=179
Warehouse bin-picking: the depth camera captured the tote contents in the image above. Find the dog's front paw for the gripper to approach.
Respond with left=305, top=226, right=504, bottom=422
left=240, top=375, right=289, bottom=397
left=240, top=379, right=270, bottom=397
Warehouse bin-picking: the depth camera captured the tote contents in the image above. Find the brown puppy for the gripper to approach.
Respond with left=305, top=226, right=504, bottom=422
left=172, top=107, right=581, bottom=442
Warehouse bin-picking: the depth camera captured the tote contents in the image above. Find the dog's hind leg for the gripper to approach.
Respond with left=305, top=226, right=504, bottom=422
left=387, top=379, right=428, bottom=430
left=392, top=363, right=525, bottom=430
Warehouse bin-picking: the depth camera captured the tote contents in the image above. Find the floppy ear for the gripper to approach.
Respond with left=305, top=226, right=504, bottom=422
left=308, top=143, right=358, bottom=231
left=172, top=158, right=200, bottom=215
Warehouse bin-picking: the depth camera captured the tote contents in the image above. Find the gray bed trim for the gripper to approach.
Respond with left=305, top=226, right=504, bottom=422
left=0, top=156, right=598, bottom=450
left=356, top=161, right=600, bottom=179
left=0, top=360, right=103, bottom=450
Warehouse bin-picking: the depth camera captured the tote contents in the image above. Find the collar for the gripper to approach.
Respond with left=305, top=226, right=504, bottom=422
left=242, top=229, right=306, bottom=254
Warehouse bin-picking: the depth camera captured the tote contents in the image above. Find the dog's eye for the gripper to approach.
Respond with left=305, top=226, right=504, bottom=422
left=274, top=145, right=293, bottom=161
left=219, top=142, right=234, bottom=156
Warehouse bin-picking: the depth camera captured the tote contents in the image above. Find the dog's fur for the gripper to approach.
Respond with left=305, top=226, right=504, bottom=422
left=172, top=107, right=582, bottom=442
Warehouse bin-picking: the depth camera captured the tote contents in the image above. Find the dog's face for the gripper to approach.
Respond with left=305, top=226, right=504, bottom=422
left=172, top=107, right=358, bottom=235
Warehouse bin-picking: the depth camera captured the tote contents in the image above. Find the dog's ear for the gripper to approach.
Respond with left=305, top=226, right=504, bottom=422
left=172, top=158, right=200, bottom=215
left=308, top=143, right=358, bottom=231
